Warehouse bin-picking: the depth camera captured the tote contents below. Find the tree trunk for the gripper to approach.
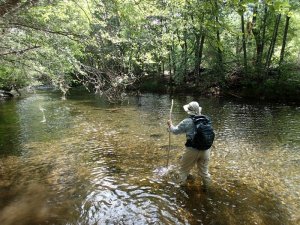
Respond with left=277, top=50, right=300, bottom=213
left=194, top=33, right=200, bottom=78
left=241, top=12, right=248, bottom=73
left=251, top=3, right=267, bottom=76
left=162, top=62, right=165, bottom=78
left=170, top=34, right=176, bottom=84
left=160, top=16, right=164, bottom=77
left=261, top=5, right=267, bottom=60
left=279, top=15, right=290, bottom=65
left=183, top=30, right=188, bottom=82
left=198, top=34, right=205, bottom=81
left=169, top=49, right=172, bottom=80
left=215, top=0, right=223, bottom=72
left=236, top=35, right=240, bottom=56
left=251, top=4, right=259, bottom=61
left=194, top=33, right=205, bottom=85
left=265, top=14, right=281, bottom=72
left=256, top=4, right=268, bottom=75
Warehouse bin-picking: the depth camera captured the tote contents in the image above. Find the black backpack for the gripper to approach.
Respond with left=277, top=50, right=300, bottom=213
left=186, top=115, right=215, bottom=150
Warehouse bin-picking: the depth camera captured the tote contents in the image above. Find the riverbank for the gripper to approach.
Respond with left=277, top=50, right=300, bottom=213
left=1, top=70, right=299, bottom=105
left=136, top=72, right=300, bottom=104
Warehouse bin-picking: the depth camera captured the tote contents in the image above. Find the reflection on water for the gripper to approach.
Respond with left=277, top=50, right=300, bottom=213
left=0, top=100, right=21, bottom=156
left=0, top=91, right=299, bottom=225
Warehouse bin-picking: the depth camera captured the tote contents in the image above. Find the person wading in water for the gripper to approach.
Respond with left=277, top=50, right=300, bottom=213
left=167, top=101, right=213, bottom=190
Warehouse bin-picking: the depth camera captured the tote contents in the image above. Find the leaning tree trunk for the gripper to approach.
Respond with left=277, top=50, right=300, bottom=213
left=265, top=14, right=281, bottom=74
left=279, top=15, right=290, bottom=66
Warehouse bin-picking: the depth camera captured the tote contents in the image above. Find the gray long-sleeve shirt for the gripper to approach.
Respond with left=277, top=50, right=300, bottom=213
left=169, top=117, right=196, bottom=141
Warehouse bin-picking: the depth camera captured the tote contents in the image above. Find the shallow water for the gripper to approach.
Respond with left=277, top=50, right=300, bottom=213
left=0, top=91, right=299, bottom=225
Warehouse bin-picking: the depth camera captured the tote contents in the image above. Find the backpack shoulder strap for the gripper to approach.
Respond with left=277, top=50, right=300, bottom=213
left=190, top=115, right=210, bottom=123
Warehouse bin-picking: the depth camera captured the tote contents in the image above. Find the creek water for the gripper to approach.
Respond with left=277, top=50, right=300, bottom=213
left=0, top=90, right=299, bottom=225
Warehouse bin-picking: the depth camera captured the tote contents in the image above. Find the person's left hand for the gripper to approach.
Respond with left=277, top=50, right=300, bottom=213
left=167, top=120, right=172, bottom=127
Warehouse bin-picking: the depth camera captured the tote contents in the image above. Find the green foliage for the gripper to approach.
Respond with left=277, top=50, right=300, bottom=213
left=0, top=65, right=29, bottom=90
left=0, top=0, right=299, bottom=100
left=0, top=0, right=90, bottom=94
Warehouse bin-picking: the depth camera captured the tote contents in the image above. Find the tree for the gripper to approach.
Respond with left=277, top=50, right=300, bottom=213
left=240, top=0, right=248, bottom=73
left=0, top=0, right=299, bottom=100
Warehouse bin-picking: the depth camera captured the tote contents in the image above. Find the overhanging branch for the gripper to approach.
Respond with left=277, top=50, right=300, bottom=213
left=0, top=45, right=40, bottom=56
left=1, top=22, right=87, bottom=41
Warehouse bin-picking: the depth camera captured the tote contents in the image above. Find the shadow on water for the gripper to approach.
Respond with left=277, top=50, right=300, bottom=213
left=0, top=100, right=22, bottom=156
left=0, top=183, right=58, bottom=225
